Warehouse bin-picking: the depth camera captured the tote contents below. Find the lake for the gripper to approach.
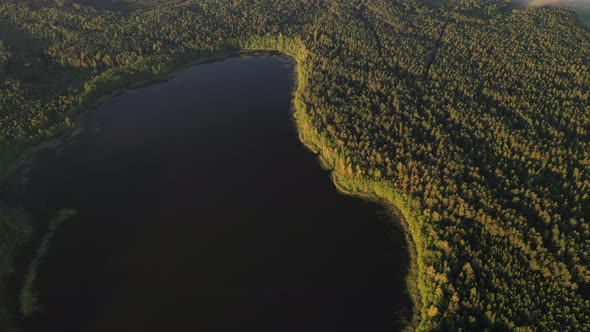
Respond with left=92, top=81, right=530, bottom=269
left=6, top=56, right=411, bottom=331
left=515, top=0, right=590, bottom=27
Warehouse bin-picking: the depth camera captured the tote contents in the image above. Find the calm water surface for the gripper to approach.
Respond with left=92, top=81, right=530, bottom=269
left=9, top=57, right=410, bottom=332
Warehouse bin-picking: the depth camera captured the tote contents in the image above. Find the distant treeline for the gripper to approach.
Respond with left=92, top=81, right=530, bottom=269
left=0, top=0, right=589, bottom=330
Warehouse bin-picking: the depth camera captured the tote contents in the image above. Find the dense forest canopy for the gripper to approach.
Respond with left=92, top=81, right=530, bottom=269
left=0, top=0, right=589, bottom=330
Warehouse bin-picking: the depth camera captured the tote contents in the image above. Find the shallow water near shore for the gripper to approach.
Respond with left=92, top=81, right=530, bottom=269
left=6, top=56, right=411, bottom=332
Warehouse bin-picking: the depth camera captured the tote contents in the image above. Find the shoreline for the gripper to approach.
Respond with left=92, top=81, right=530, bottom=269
left=330, top=173, right=422, bottom=331
left=1, top=46, right=424, bottom=331
left=0, top=49, right=283, bottom=187
left=293, top=119, right=423, bottom=331
left=286, top=54, right=422, bottom=330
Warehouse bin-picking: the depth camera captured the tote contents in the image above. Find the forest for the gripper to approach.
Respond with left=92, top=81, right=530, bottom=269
left=0, top=0, right=589, bottom=330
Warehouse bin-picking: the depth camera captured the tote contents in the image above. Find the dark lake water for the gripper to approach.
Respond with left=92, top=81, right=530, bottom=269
left=7, top=56, right=410, bottom=331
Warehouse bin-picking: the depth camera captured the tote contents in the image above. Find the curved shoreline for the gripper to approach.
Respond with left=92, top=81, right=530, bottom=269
left=293, top=113, right=423, bottom=332
left=287, top=52, right=422, bottom=330
left=1, top=45, right=424, bottom=331
left=330, top=173, right=422, bottom=331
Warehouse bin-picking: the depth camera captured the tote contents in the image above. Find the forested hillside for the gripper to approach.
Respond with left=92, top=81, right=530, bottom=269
left=0, top=0, right=589, bottom=330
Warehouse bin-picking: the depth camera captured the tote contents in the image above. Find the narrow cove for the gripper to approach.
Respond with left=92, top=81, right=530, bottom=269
left=5, top=56, right=412, bottom=332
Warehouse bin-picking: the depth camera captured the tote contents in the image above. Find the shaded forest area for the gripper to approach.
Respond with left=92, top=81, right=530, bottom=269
left=0, top=0, right=589, bottom=330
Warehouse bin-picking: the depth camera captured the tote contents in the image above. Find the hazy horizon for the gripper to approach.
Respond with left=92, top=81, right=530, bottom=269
left=517, top=0, right=590, bottom=27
